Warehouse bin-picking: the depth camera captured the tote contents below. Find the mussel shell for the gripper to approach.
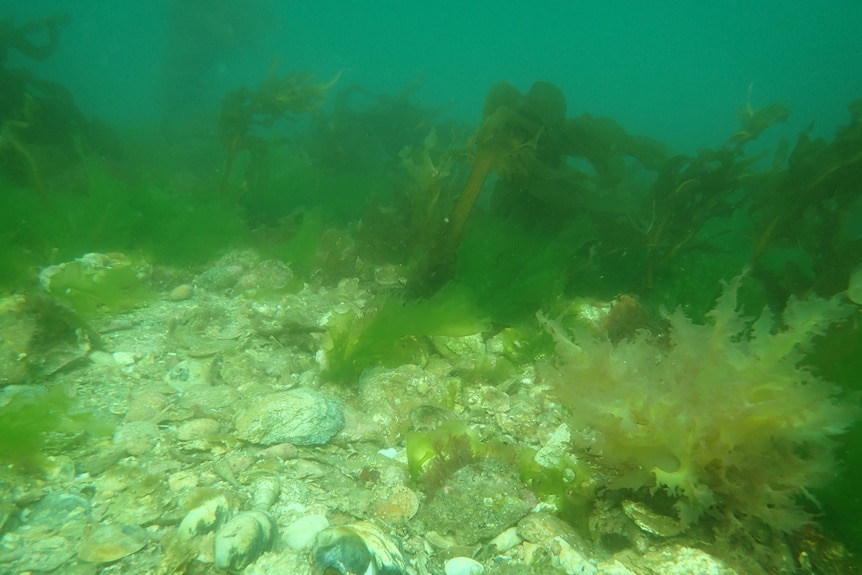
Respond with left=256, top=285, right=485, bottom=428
left=213, top=510, right=278, bottom=572
left=312, top=522, right=405, bottom=575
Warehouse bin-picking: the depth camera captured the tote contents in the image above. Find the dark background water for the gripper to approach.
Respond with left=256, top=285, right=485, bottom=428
left=7, top=0, right=862, bottom=152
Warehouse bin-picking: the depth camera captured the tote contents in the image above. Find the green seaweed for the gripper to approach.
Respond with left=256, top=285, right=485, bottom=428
left=41, top=252, right=152, bottom=318
left=0, top=385, right=114, bottom=470
left=323, top=284, right=489, bottom=383
left=453, top=213, right=595, bottom=324
left=0, top=155, right=248, bottom=290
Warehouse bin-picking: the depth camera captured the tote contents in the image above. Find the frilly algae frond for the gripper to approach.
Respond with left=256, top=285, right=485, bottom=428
left=541, top=272, right=859, bottom=533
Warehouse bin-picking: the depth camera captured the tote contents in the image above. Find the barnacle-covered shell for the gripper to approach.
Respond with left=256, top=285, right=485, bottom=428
left=312, top=521, right=405, bottom=575
left=177, top=495, right=232, bottom=541
left=213, top=510, right=278, bottom=572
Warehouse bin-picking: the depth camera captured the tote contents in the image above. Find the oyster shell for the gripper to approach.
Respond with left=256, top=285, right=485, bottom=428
left=213, top=509, right=278, bottom=572
left=78, top=523, right=148, bottom=563
left=622, top=500, right=682, bottom=537
left=177, top=495, right=232, bottom=541
left=312, top=521, right=405, bottom=575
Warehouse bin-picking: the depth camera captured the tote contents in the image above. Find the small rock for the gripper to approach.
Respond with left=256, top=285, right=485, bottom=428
left=234, top=388, right=344, bottom=446
left=169, top=284, right=194, bottom=301
left=595, top=560, right=637, bottom=575
left=126, top=391, right=168, bottom=422
left=77, top=447, right=125, bottom=476
left=176, top=418, right=221, bottom=442
left=371, top=485, right=420, bottom=523
left=27, top=492, right=91, bottom=539
left=637, top=545, right=737, bottom=575
left=89, top=350, right=116, bottom=367
left=517, top=512, right=577, bottom=545
left=445, top=556, right=485, bottom=575
left=258, top=442, right=299, bottom=460
left=551, top=536, right=597, bottom=575
left=113, top=420, right=161, bottom=456
left=418, top=458, right=531, bottom=545
left=164, top=359, right=212, bottom=391
left=112, top=351, right=137, bottom=366
left=235, top=259, right=293, bottom=292
left=489, top=527, right=522, bottom=553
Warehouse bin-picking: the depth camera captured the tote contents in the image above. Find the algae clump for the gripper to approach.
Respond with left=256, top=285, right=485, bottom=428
left=541, top=272, right=859, bottom=534
left=0, top=385, right=114, bottom=470
left=39, top=252, right=152, bottom=318
left=323, top=284, right=488, bottom=384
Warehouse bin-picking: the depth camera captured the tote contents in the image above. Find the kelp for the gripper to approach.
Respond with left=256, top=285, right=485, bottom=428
left=749, top=102, right=862, bottom=299
left=304, top=77, right=444, bottom=172
left=0, top=12, right=99, bottom=200
left=409, top=80, right=667, bottom=295
left=218, top=71, right=341, bottom=201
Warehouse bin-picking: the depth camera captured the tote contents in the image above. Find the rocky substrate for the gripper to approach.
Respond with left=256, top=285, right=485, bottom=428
left=0, top=250, right=771, bottom=575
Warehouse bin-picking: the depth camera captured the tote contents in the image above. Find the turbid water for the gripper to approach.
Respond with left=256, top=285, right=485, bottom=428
left=1, top=3, right=861, bottom=574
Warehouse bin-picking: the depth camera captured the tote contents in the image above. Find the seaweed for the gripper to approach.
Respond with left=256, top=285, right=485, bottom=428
left=541, top=272, right=859, bottom=535
left=218, top=71, right=340, bottom=201
left=749, top=101, right=862, bottom=299
left=0, top=385, right=114, bottom=471
left=39, top=252, right=152, bottom=319
left=323, top=284, right=488, bottom=384
left=438, top=82, right=572, bottom=273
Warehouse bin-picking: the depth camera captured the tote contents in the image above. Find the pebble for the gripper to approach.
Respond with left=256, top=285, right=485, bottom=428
left=445, top=556, right=485, bottom=575
left=234, top=388, right=345, bottom=446
left=169, top=284, right=194, bottom=301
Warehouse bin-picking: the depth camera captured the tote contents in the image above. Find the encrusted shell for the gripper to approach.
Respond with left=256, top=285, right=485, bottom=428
left=177, top=495, right=232, bottom=541
left=78, top=523, right=148, bottom=563
left=312, top=521, right=405, bottom=575
left=252, top=475, right=281, bottom=511
left=213, top=510, right=278, bottom=572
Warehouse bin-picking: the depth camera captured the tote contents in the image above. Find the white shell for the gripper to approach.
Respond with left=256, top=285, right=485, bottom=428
left=213, top=510, right=277, bottom=572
